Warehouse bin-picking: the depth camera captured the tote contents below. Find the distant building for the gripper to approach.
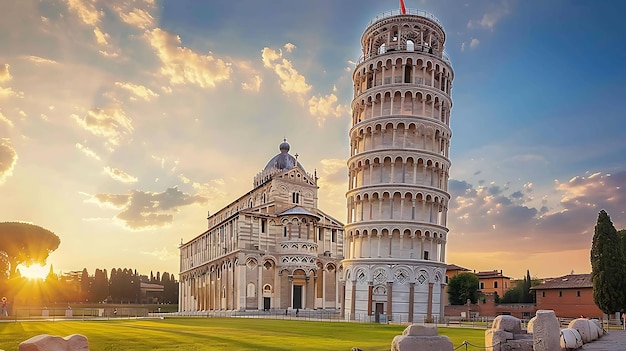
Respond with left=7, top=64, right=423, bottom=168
left=179, top=140, right=344, bottom=312
left=530, top=273, right=602, bottom=319
left=140, top=282, right=164, bottom=304
left=476, top=270, right=511, bottom=298
left=444, top=264, right=470, bottom=284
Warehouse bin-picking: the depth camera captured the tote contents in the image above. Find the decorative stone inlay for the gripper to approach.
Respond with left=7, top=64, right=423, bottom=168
left=246, top=258, right=257, bottom=270
left=357, top=269, right=367, bottom=284
left=395, top=269, right=408, bottom=284
left=373, top=268, right=387, bottom=284
left=417, top=273, right=427, bottom=285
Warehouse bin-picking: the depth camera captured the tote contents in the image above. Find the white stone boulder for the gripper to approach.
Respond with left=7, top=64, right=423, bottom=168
left=532, top=310, right=561, bottom=351
left=568, top=318, right=593, bottom=343
left=560, top=328, right=583, bottom=350
left=19, top=334, right=89, bottom=351
left=589, top=319, right=606, bottom=336
left=492, top=314, right=523, bottom=334
left=527, top=316, right=536, bottom=333
left=391, top=324, right=453, bottom=351
left=402, top=324, right=438, bottom=336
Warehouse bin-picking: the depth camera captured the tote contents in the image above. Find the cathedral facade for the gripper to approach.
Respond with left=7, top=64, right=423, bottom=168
left=179, top=141, right=344, bottom=312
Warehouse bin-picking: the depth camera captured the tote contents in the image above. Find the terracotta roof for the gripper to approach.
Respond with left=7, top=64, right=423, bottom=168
left=476, top=270, right=510, bottom=279
left=445, top=264, right=470, bottom=271
left=530, top=274, right=592, bottom=290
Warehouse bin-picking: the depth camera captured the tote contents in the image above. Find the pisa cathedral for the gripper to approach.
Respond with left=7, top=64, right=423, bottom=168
left=180, top=7, right=453, bottom=322
left=179, top=141, right=344, bottom=311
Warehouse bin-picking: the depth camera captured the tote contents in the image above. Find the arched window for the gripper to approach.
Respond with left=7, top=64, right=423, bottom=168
left=292, top=192, right=300, bottom=204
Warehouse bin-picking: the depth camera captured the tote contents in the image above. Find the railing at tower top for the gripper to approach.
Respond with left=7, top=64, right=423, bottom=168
left=356, top=44, right=452, bottom=67
left=365, top=8, right=443, bottom=29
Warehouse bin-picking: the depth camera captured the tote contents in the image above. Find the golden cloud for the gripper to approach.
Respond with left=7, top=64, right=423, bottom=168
left=146, top=28, right=232, bottom=88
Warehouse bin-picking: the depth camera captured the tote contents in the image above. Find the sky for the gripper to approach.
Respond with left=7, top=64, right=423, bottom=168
left=1, top=0, right=625, bottom=281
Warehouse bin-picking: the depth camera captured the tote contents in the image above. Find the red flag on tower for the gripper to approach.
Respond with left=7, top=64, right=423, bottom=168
left=400, top=0, right=407, bottom=14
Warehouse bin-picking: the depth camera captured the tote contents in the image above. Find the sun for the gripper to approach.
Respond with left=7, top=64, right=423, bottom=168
left=18, top=264, right=49, bottom=280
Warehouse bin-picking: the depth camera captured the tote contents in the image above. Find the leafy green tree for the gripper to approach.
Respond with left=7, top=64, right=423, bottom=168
left=591, top=210, right=626, bottom=315
left=0, top=222, right=60, bottom=279
left=447, top=272, right=480, bottom=305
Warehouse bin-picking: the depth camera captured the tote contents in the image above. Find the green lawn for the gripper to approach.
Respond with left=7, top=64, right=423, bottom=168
left=0, top=317, right=485, bottom=351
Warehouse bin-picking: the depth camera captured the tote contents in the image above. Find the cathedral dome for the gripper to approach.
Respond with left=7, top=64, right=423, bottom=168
left=263, top=139, right=306, bottom=172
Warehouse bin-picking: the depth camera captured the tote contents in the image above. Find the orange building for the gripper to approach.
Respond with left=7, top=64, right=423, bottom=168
left=444, top=264, right=470, bottom=284
left=530, top=274, right=602, bottom=319
left=476, top=270, right=511, bottom=297
left=445, top=265, right=512, bottom=298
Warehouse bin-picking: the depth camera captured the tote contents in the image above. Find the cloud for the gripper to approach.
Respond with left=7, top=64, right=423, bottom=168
left=191, top=179, right=229, bottom=208
left=93, top=27, right=110, bottom=46
left=284, top=43, right=296, bottom=52
left=72, top=106, right=133, bottom=145
left=146, top=28, right=232, bottom=89
left=316, top=158, right=348, bottom=216
left=308, top=93, right=347, bottom=126
left=0, top=139, right=17, bottom=184
left=65, top=0, right=102, bottom=26
left=468, top=6, right=511, bottom=30
left=92, top=187, right=207, bottom=230
left=469, top=38, right=480, bottom=49
left=0, top=64, right=12, bottom=83
left=0, top=111, right=13, bottom=127
left=104, top=166, right=138, bottom=183
left=24, top=56, right=58, bottom=65
left=117, top=8, right=155, bottom=30
left=241, top=75, right=262, bottom=92
left=261, top=47, right=311, bottom=97
left=0, top=87, right=23, bottom=99
left=115, top=82, right=159, bottom=101
left=448, top=171, right=626, bottom=258
left=75, top=143, right=101, bottom=161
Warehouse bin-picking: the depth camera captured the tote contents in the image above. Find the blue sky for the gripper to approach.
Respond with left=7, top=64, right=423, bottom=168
left=1, top=0, right=625, bottom=280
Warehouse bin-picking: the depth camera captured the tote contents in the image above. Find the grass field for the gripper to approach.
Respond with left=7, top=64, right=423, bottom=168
left=0, top=317, right=485, bottom=351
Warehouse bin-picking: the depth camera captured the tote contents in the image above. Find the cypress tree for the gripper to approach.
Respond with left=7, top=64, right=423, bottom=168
left=590, top=210, right=626, bottom=315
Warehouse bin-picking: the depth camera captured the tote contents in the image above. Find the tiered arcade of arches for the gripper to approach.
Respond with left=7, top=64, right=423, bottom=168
left=353, top=57, right=452, bottom=97
left=350, top=120, right=452, bottom=157
left=352, top=87, right=452, bottom=126
left=344, top=227, right=447, bottom=261
left=342, top=9, right=453, bottom=324
left=348, top=155, right=450, bottom=191
left=346, top=189, right=449, bottom=226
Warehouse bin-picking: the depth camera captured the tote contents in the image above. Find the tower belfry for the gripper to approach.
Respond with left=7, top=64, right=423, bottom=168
left=342, top=6, right=454, bottom=323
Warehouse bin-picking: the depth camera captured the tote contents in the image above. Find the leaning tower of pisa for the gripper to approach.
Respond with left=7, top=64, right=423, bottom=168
left=342, top=7, right=454, bottom=323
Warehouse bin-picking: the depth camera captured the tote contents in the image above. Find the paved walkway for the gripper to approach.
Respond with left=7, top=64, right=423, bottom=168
left=582, top=329, right=626, bottom=350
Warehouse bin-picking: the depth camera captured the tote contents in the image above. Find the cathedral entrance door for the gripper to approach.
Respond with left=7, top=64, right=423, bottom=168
left=375, top=303, right=384, bottom=323
left=264, top=297, right=270, bottom=311
left=293, top=285, right=303, bottom=309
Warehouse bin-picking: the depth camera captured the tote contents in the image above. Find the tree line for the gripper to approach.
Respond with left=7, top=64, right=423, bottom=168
left=1, top=266, right=178, bottom=306
left=0, top=221, right=178, bottom=306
